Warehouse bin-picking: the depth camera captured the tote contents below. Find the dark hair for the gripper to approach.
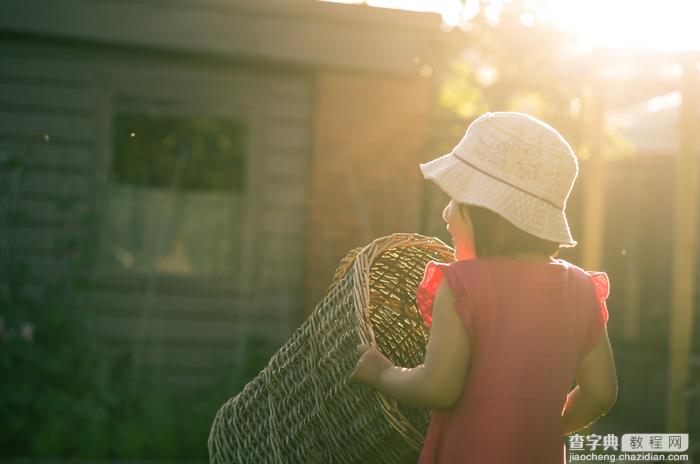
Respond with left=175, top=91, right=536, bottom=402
left=461, top=204, right=560, bottom=258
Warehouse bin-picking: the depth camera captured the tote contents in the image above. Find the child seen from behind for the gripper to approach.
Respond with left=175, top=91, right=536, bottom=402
left=349, top=112, right=618, bottom=464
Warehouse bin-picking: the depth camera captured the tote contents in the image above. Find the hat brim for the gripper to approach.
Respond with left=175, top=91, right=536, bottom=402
left=420, top=152, right=577, bottom=247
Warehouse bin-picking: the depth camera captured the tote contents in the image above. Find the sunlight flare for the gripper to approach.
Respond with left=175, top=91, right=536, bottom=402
left=322, top=0, right=700, bottom=51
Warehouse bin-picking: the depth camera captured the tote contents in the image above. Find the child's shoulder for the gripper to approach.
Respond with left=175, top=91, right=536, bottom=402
left=423, top=259, right=487, bottom=284
left=439, top=257, right=495, bottom=281
left=443, top=257, right=488, bottom=272
left=553, top=259, right=611, bottom=299
left=556, top=258, right=608, bottom=280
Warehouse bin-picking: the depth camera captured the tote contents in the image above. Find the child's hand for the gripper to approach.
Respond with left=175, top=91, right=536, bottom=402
left=348, top=343, right=394, bottom=390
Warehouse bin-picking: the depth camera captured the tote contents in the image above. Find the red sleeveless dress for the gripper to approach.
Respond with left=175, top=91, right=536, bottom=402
left=415, top=256, right=610, bottom=464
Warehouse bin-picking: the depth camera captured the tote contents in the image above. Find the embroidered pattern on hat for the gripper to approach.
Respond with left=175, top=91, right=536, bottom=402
left=473, top=133, right=542, bottom=182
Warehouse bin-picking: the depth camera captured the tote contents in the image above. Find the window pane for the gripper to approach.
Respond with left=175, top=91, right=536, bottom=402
left=101, top=111, right=247, bottom=277
left=112, top=112, right=246, bottom=191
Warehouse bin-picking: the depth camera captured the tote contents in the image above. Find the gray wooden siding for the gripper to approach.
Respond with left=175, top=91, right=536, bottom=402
left=0, top=47, right=98, bottom=289
left=0, top=37, right=313, bottom=389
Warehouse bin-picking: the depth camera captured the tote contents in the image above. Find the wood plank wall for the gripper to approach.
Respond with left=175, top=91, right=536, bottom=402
left=0, top=37, right=314, bottom=390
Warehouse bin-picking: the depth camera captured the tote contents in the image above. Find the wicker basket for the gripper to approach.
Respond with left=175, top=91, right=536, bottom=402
left=208, top=233, right=454, bottom=463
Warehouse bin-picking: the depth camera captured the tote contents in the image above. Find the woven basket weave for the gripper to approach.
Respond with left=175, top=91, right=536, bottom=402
left=208, top=233, right=454, bottom=463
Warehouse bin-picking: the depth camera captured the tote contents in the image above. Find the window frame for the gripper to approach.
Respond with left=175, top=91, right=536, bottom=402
left=93, top=70, right=264, bottom=294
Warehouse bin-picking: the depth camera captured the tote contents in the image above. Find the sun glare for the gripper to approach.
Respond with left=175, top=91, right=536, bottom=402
left=322, top=0, right=700, bottom=51
left=547, top=0, right=700, bottom=52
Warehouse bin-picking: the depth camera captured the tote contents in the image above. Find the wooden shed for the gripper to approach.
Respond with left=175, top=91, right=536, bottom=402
left=0, top=0, right=447, bottom=388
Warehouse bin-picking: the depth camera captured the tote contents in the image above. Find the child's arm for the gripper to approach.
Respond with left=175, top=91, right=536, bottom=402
left=350, top=280, right=471, bottom=410
left=562, top=327, right=618, bottom=435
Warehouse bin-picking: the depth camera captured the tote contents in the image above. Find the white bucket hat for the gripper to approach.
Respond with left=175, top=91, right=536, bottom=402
left=420, top=112, right=579, bottom=247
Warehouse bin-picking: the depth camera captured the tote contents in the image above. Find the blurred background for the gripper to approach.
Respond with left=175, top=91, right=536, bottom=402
left=0, top=0, right=698, bottom=461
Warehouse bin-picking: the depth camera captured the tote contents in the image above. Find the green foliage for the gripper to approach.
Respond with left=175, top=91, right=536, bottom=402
left=439, top=61, right=488, bottom=119
left=439, top=0, right=583, bottom=140
left=435, top=0, right=640, bottom=162
left=0, top=143, right=272, bottom=460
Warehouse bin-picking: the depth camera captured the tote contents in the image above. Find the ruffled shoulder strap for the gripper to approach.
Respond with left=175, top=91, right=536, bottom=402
left=416, top=261, right=449, bottom=327
left=581, top=270, right=611, bottom=356
left=587, top=271, right=610, bottom=323
left=415, top=260, right=471, bottom=330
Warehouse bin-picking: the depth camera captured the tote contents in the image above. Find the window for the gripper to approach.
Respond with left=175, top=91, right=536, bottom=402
left=100, top=110, right=248, bottom=277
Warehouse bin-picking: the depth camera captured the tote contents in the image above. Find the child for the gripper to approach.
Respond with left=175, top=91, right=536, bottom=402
left=349, top=112, right=618, bottom=464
